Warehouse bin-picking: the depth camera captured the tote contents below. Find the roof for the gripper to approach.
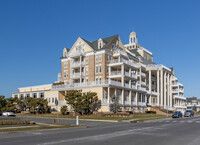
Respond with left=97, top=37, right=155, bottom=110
left=129, top=49, right=141, bottom=57
left=81, top=34, right=118, bottom=50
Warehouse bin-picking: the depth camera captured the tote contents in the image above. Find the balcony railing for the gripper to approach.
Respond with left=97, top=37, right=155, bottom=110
left=71, top=72, right=85, bottom=79
left=70, top=50, right=84, bottom=57
left=138, top=102, right=146, bottom=106
left=109, top=80, right=122, bottom=87
left=110, top=71, right=121, bottom=76
left=71, top=61, right=85, bottom=68
left=137, top=72, right=146, bottom=77
left=109, top=59, right=139, bottom=68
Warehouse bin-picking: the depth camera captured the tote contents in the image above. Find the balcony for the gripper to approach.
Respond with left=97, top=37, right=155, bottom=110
left=71, top=72, right=85, bottom=79
left=124, top=101, right=130, bottom=105
left=138, top=81, right=146, bottom=86
left=138, top=87, right=146, bottom=92
left=71, top=61, right=85, bottom=68
left=173, top=95, right=186, bottom=100
left=137, top=72, right=146, bottom=77
left=110, top=71, right=121, bottom=76
left=70, top=50, right=84, bottom=57
left=109, top=59, right=139, bottom=68
left=109, top=80, right=122, bottom=87
left=124, top=72, right=137, bottom=79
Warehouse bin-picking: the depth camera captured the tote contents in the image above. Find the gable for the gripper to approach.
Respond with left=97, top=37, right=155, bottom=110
left=68, top=37, right=94, bottom=55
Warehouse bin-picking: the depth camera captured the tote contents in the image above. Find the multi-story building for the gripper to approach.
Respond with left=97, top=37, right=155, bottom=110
left=186, top=97, right=200, bottom=112
left=12, top=31, right=186, bottom=112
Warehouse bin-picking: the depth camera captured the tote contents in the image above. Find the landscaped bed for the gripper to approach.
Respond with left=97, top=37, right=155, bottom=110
left=16, top=113, right=170, bottom=122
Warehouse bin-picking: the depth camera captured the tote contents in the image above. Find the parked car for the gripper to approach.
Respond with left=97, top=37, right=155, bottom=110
left=172, top=111, right=182, bottom=118
left=0, top=111, right=2, bottom=116
left=184, top=110, right=194, bottom=117
left=2, top=111, right=15, bottom=117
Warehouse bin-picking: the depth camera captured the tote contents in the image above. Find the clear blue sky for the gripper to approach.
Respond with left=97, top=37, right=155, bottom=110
left=0, top=0, right=200, bottom=98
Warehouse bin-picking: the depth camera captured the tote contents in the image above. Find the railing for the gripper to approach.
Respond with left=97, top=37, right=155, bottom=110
left=131, top=101, right=137, bottom=106
left=138, top=102, right=146, bottom=106
left=70, top=50, right=84, bottom=56
left=124, top=83, right=130, bottom=88
left=124, top=101, right=130, bottom=105
left=71, top=72, right=85, bottom=78
left=71, top=61, right=85, bottom=68
left=113, top=49, right=128, bottom=57
left=102, top=99, right=108, bottom=104
left=124, top=71, right=129, bottom=76
left=109, top=58, right=139, bottom=68
left=109, top=80, right=122, bottom=87
left=138, top=87, right=146, bottom=92
left=137, top=72, right=146, bottom=77
left=110, top=71, right=121, bottom=76
left=173, top=95, right=186, bottom=100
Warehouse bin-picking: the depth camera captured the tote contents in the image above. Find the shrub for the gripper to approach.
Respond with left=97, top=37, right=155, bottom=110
left=61, top=106, right=68, bottom=115
left=145, top=110, right=156, bottom=114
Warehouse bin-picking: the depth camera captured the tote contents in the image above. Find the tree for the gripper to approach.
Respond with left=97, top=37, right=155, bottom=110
left=109, top=94, right=120, bottom=114
left=29, top=98, right=49, bottom=114
left=65, top=90, right=83, bottom=113
left=82, top=92, right=100, bottom=115
left=0, top=96, right=6, bottom=111
left=65, top=90, right=100, bottom=115
left=61, top=106, right=68, bottom=115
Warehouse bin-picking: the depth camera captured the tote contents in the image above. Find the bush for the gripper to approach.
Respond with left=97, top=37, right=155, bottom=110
left=61, top=106, right=68, bottom=115
left=145, top=110, right=156, bottom=114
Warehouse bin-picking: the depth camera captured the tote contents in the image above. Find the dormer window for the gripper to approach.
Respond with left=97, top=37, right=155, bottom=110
left=98, top=38, right=103, bottom=49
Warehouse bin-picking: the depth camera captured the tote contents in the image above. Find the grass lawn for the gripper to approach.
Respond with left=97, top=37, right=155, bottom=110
left=16, top=113, right=171, bottom=122
left=0, top=121, right=80, bottom=132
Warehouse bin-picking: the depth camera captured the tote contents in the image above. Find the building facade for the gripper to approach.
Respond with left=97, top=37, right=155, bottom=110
left=186, top=97, right=200, bottom=112
left=12, top=31, right=186, bottom=112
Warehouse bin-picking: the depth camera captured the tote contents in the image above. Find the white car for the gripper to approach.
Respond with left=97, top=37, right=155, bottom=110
left=2, top=111, right=15, bottom=117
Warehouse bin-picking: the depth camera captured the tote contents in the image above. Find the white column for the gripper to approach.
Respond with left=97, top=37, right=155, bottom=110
left=122, top=89, right=124, bottom=105
left=167, top=73, right=170, bottom=107
left=129, top=90, right=132, bottom=104
left=164, top=71, right=166, bottom=107
left=170, top=75, right=173, bottom=107
left=145, top=95, right=147, bottom=104
left=140, top=68, right=142, bottom=87
left=101, top=87, right=103, bottom=104
left=121, top=64, right=124, bottom=87
left=149, top=95, right=152, bottom=105
left=161, top=69, right=163, bottom=106
left=80, top=56, right=82, bottom=84
left=149, top=70, right=152, bottom=93
left=157, top=70, right=160, bottom=106
left=107, top=87, right=110, bottom=104
left=136, top=92, right=138, bottom=106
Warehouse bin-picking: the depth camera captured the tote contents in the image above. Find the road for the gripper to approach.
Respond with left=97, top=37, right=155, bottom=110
left=1, top=116, right=200, bottom=145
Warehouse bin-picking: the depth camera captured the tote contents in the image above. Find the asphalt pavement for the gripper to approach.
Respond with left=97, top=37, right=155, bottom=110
left=1, top=116, right=200, bottom=145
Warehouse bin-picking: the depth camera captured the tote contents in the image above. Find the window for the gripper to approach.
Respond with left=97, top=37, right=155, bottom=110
left=25, top=94, right=30, bottom=98
left=64, top=62, right=67, bottom=68
left=99, top=77, right=102, bottom=84
left=99, top=65, right=102, bottom=73
left=86, top=67, right=88, bottom=75
left=52, top=98, right=54, bottom=103
left=96, top=55, right=99, bottom=62
left=86, top=78, right=88, bottom=83
left=20, top=94, right=24, bottom=99
left=33, top=93, right=37, bottom=98
left=86, top=56, right=88, bottom=64
left=107, top=55, right=109, bottom=61
left=96, top=65, right=98, bottom=74
left=107, top=66, right=109, bottom=73
left=110, top=56, right=112, bottom=60
left=96, top=77, right=98, bottom=82
left=49, top=98, right=51, bottom=103
left=14, top=95, right=18, bottom=98
left=64, top=70, right=67, bottom=78
left=66, top=70, right=68, bottom=78
left=40, top=93, right=44, bottom=98
left=99, top=55, right=102, bottom=62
